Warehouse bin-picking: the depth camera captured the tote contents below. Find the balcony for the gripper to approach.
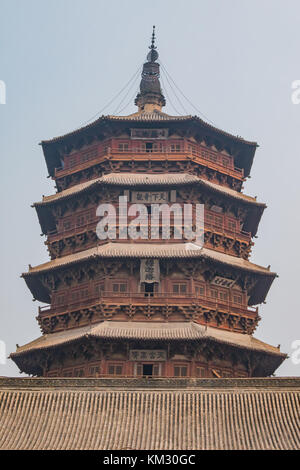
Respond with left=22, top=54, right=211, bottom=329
left=38, top=291, right=258, bottom=319
left=54, top=139, right=244, bottom=180
left=47, top=218, right=252, bottom=246
left=204, top=221, right=251, bottom=243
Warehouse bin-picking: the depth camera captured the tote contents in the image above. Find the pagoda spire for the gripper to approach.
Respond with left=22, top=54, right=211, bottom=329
left=151, top=25, right=156, bottom=48
left=135, top=26, right=166, bottom=112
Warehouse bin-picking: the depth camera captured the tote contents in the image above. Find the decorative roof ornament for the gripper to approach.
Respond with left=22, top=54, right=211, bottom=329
left=151, top=25, right=156, bottom=48
left=147, top=25, right=159, bottom=63
left=135, top=25, right=166, bottom=112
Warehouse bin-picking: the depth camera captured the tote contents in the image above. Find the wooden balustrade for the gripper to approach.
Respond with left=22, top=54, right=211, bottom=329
left=54, top=138, right=244, bottom=179
left=38, top=291, right=258, bottom=317
left=47, top=218, right=252, bottom=244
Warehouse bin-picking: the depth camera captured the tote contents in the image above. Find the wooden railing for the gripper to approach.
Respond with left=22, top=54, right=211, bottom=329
left=203, top=222, right=251, bottom=243
left=54, top=138, right=244, bottom=179
left=39, top=291, right=258, bottom=317
left=47, top=219, right=252, bottom=244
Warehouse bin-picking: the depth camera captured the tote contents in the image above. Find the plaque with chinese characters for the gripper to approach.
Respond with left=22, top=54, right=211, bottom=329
left=129, top=350, right=167, bottom=361
left=211, top=276, right=236, bottom=288
left=130, top=128, right=168, bottom=139
left=140, top=259, right=160, bottom=283
left=131, top=191, right=169, bottom=203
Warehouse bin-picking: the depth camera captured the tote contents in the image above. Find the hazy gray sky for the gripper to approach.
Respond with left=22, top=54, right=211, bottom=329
left=0, top=0, right=299, bottom=377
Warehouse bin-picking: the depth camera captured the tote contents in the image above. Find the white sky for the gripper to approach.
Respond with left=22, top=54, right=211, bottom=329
left=0, top=0, right=299, bottom=376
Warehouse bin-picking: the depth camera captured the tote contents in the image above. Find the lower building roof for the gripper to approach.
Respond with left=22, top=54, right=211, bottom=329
left=0, top=377, right=299, bottom=450
left=10, top=321, right=285, bottom=358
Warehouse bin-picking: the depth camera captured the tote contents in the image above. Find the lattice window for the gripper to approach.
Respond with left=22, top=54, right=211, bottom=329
left=219, top=290, right=228, bottom=301
left=118, top=143, right=129, bottom=152
left=108, top=364, right=123, bottom=376
left=196, top=366, right=206, bottom=378
left=170, top=144, right=181, bottom=152
left=112, top=283, right=127, bottom=293
left=195, top=283, right=205, bottom=297
left=152, top=143, right=163, bottom=152
left=94, top=282, right=104, bottom=296
left=173, top=283, right=187, bottom=295
left=233, top=293, right=242, bottom=304
left=210, top=288, right=218, bottom=299
left=174, top=365, right=188, bottom=377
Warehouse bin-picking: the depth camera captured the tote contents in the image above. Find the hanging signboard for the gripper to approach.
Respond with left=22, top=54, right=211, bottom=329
left=131, top=191, right=169, bottom=203
left=129, top=350, right=166, bottom=361
left=211, top=276, right=236, bottom=288
left=130, top=129, right=168, bottom=139
left=140, top=259, right=160, bottom=283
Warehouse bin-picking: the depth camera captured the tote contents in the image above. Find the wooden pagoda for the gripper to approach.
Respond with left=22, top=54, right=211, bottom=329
left=11, top=30, right=286, bottom=378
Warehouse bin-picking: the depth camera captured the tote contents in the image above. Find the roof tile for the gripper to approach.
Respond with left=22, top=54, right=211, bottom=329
left=0, top=377, right=298, bottom=449
left=35, top=172, right=263, bottom=206
left=24, top=242, right=275, bottom=276
left=11, top=321, right=284, bottom=357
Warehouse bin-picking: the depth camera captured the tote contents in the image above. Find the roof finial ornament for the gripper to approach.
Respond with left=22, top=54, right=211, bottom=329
left=147, top=26, right=158, bottom=63
left=150, top=25, right=156, bottom=50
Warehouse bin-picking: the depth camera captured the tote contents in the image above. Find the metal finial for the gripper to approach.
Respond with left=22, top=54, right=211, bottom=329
left=150, top=25, right=156, bottom=49
left=146, top=25, right=159, bottom=62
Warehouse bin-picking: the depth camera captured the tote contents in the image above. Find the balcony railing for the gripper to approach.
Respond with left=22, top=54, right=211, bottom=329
left=54, top=139, right=244, bottom=179
left=204, top=222, right=251, bottom=243
left=47, top=219, right=251, bottom=244
left=39, top=291, right=258, bottom=318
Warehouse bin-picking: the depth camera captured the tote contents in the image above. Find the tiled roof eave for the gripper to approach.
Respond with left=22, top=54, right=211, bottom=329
left=22, top=243, right=276, bottom=278
left=10, top=337, right=286, bottom=359
left=40, top=114, right=257, bottom=147
left=10, top=322, right=285, bottom=358
left=33, top=173, right=265, bottom=208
